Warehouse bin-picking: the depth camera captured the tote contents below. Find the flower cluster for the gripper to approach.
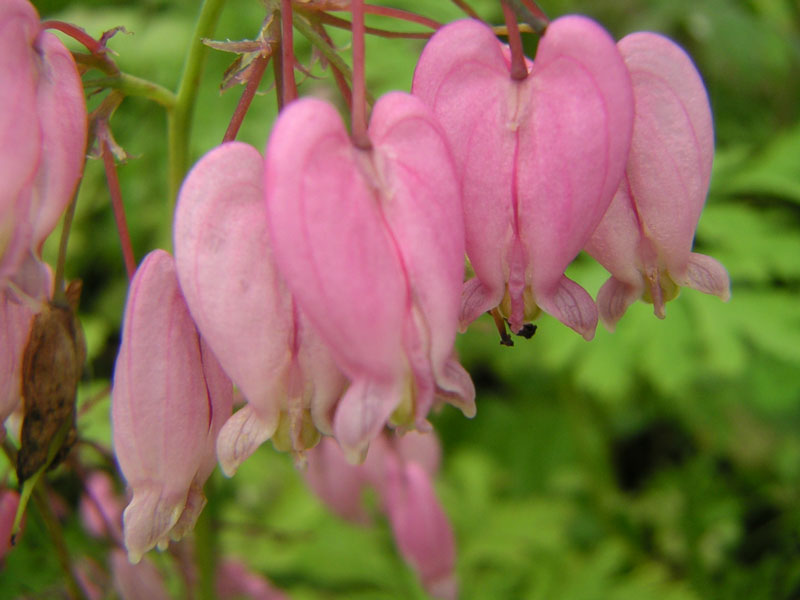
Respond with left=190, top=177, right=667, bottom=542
left=0, top=0, right=730, bottom=596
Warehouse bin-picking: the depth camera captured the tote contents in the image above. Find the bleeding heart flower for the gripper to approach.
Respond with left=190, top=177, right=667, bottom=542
left=585, top=32, right=730, bottom=329
left=174, top=141, right=347, bottom=475
left=112, top=250, right=232, bottom=562
left=304, top=430, right=455, bottom=599
left=0, top=0, right=86, bottom=287
left=413, top=16, right=635, bottom=340
left=110, top=549, right=170, bottom=600
left=264, top=93, right=475, bottom=462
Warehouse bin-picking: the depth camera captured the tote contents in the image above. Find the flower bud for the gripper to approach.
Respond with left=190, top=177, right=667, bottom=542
left=112, top=250, right=232, bottom=562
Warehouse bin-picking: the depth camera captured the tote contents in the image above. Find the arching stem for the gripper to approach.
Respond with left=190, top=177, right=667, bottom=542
left=351, top=0, right=371, bottom=149
left=280, top=0, right=297, bottom=105
left=501, top=0, right=528, bottom=81
left=101, top=138, right=136, bottom=280
left=223, top=54, right=270, bottom=142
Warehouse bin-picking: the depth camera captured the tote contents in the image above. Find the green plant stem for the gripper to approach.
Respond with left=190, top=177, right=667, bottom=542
left=84, top=73, right=176, bottom=109
left=32, top=485, right=88, bottom=600
left=167, top=0, right=228, bottom=205
left=193, top=478, right=219, bottom=600
left=53, top=179, right=83, bottom=305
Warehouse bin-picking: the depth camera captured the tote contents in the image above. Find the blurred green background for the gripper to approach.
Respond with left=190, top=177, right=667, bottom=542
left=4, top=0, right=800, bottom=598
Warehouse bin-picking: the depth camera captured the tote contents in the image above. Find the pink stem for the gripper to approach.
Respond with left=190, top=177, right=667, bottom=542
left=223, top=54, right=270, bottom=142
left=101, top=139, right=136, bottom=280
left=519, top=0, right=549, bottom=23
left=280, top=0, right=297, bottom=105
left=350, top=0, right=371, bottom=149
left=40, top=20, right=102, bottom=53
left=315, top=12, right=432, bottom=39
left=450, top=0, right=481, bottom=19
left=273, top=48, right=285, bottom=111
left=363, top=4, right=440, bottom=29
left=501, top=0, right=528, bottom=80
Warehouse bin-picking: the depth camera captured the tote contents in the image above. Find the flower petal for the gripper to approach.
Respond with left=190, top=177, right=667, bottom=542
left=264, top=98, right=407, bottom=380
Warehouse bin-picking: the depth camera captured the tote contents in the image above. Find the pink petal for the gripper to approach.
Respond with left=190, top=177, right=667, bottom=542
left=414, top=17, right=634, bottom=337
left=367, top=93, right=465, bottom=380
left=216, top=401, right=281, bottom=477
left=0, top=0, right=40, bottom=223
left=595, top=276, right=643, bottom=331
left=175, top=142, right=293, bottom=426
left=112, top=250, right=221, bottom=562
left=333, top=376, right=409, bottom=463
left=516, top=16, right=633, bottom=329
left=111, top=549, right=170, bottom=600
left=29, top=30, right=87, bottom=250
left=413, top=19, right=518, bottom=318
left=586, top=32, right=727, bottom=322
left=385, top=460, right=457, bottom=600
left=217, top=560, right=289, bottom=600
left=304, top=436, right=372, bottom=523
left=0, top=0, right=39, bottom=279
left=677, top=252, right=731, bottom=301
left=175, top=142, right=344, bottom=472
left=80, top=471, right=123, bottom=540
left=617, top=32, right=714, bottom=276
left=264, top=98, right=407, bottom=380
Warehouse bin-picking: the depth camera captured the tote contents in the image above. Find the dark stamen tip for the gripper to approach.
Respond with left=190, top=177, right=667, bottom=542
left=515, top=323, right=537, bottom=339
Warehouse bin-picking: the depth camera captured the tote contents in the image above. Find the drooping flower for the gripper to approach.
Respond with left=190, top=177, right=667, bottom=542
left=0, top=0, right=86, bottom=291
left=384, top=458, right=457, bottom=600
left=304, top=430, right=455, bottom=599
left=216, top=560, right=290, bottom=600
left=112, top=250, right=232, bottom=562
left=80, top=471, right=123, bottom=541
left=110, top=549, right=170, bottom=600
left=264, top=93, right=475, bottom=462
left=584, top=32, right=730, bottom=329
left=174, top=141, right=346, bottom=475
left=413, top=16, right=635, bottom=340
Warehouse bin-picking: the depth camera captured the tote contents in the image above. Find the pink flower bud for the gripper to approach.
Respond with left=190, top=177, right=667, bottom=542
left=110, top=549, right=170, bottom=600
left=216, top=559, right=289, bottom=600
left=585, top=33, right=730, bottom=328
left=385, top=459, right=457, bottom=600
left=1, top=0, right=86, bottom=284
left=413, top=16, right=635, bottom=339
left=79, top=471, right=123, bottom=540
left=174, top=142, right=346, bottom=475
left=305, top=430, right=455, bottom=598
left=304, top=436, right=374, bottom=523
left=264, top=93, right=475, bottom=461
left=112, top=250, right=232, bottom=563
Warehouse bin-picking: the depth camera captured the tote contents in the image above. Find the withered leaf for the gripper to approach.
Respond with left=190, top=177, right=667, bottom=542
left=16, top=282, right=86, bottom=484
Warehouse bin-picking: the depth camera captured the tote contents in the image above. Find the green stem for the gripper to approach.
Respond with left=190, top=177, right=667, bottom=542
left=53, top=178, right=83, bottom=305
left=84, top=73, right=176, bottom=109
left=33, top=485, right=88, bottom=600
left=167, top=0, right=228, bottom=205
left=193, top=477, right=219, bottom=600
